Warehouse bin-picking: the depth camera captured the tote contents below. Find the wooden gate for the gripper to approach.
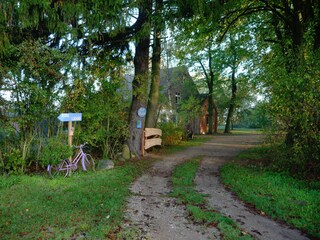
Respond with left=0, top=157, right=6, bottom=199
left=142, top=128, right=162, bottom=156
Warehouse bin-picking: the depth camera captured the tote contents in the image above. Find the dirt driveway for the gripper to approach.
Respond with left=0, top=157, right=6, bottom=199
left=122, top=134, right=309, bottom=240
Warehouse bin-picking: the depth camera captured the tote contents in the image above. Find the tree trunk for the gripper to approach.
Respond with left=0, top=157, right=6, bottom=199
left=199, top=52, right=217, bottom=134
left=207, top=90, right=214, bottom=134
left=213, top=103, right=218, bottom=133
left=224, top=67, right=237, bottom=134
left=208, top=52, right=214, bottom=134
left=146, top=0, right=163, bottom=128
left=128, top=0, right=151, bottom=157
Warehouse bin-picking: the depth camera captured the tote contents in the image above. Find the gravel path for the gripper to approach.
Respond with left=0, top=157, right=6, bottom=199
left=122, top=134, right=309, bottom=240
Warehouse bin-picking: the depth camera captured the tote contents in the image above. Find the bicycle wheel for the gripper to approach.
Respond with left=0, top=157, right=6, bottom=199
left=84, top=154, right=95, bottom=171
left=47, top=159, right=71, bottom=178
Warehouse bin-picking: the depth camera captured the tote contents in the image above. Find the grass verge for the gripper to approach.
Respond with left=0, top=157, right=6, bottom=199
left=170, top=157, right=254, bottom=240
left=0, top=159, right=153, bottom=239
left=229, top=128, right=263, bottom=135
left=159, top=135, right=213, bottom=155
left=220, top=146, right=320, bottom=239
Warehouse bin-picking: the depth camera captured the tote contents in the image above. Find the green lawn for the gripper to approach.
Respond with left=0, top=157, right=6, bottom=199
left=229, top=128, right=263, bottom=135
left=220, top=146, right=320, bottom=239
left=0, top=160, right=153, bottom=239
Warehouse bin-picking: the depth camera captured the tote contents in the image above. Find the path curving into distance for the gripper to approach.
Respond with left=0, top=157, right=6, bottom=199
left=122, top=134, right=309, bottom=240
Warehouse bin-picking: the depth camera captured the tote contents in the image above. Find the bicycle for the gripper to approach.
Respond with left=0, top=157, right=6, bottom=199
left=47, top=143, right=95, bottom=177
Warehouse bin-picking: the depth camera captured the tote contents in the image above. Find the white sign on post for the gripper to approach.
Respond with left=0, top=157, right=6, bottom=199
left=58, top=113, right=83, bottom=160
left=58, top=113, right=82, bottom=122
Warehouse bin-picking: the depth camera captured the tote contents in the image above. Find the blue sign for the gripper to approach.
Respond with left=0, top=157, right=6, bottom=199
left=58, top=113, right=82, bottom=122
left=136, top=119, right=142, bottom=129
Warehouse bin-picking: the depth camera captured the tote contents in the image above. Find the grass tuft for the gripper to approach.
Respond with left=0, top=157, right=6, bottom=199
left=170, top=157, right=254, bottom=240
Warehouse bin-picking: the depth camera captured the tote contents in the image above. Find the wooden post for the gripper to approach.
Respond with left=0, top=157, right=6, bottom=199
left=68, top=121, right=74, bottom=161
left=57, top=113, right=82, bottom=162
left=141, top=129, right=145, bottom=157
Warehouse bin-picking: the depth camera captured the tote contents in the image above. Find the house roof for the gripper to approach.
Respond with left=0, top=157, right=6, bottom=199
left=122, top=66, right=199, bottom=104
left=160, top=66, right=199, bottom=99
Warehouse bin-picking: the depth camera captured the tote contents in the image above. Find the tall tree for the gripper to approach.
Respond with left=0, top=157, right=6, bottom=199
left=222, top=31, right=252, bottom=133
left=145, top=0, right=164, bottom=128
left=0, top=0, right=156, bottom=154
left=198, top=48, right=219, bottom=134
left=217, top=0, right=320, bottom=171
left=128, top=0, right=152, bottom=156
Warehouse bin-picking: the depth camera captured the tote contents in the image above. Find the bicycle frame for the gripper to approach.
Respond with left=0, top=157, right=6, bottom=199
left=71, top=145, right=87, bottom=171
left=47, top=143, right=92, bottom=177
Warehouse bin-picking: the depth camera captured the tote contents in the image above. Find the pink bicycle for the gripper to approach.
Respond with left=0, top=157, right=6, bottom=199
left=47, top=143, right=95, bottom=177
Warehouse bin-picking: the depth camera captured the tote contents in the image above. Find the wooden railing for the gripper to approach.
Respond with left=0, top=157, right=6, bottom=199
left=142, top=128, right=162, bottom=156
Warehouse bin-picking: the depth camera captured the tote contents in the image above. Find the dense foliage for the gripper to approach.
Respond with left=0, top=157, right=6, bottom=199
left=0, top=0, right=319, bottom=175
left=170, top=0, right=320, bottom=176
left=0, top=1, right=132, bottom=173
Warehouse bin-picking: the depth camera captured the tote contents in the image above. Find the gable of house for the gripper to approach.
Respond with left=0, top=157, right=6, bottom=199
left=159, top=66, right=199, bottom=109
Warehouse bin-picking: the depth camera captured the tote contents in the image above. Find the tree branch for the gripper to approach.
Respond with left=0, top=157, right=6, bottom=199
left=218, top=2, right=290, bottom=42
left=199, top=60, right=210, bottom=86
left=218, top=7, right=266, bottom=42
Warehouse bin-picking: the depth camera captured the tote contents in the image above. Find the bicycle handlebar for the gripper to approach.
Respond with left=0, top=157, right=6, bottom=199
left=73, top=142, right=88, bottom=149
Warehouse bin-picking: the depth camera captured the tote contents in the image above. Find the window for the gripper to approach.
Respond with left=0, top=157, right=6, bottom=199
left=175, top=92, right=181, bottom=104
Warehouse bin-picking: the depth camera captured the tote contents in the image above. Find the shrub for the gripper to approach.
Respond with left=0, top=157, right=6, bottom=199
left=158, top=122, right=184, bottom=146
left=0, top=148, right=24, bottom=174
left=39, top=136, right=72, bottom=167
left=0, top=126, right=25, bottom=174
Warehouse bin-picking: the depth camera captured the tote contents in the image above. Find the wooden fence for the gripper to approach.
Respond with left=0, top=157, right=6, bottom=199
left=142, top=128, right=162, bottom=156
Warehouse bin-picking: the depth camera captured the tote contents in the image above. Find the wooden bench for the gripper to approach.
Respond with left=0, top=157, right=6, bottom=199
left=142, top=128, right=162, bottom=156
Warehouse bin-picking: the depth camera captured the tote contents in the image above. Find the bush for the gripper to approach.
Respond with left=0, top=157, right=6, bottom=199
left=0, top=148, right=24, bottom=174
left=158, top=122, right=184, bottom=146
left=0, top=126, right=24, bottom=174
left=40, top=136, right=72, bottom=167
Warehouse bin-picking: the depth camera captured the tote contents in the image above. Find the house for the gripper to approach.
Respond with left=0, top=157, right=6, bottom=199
left=124, top=66, right=214, bottom=134
left=159, top=66, right=199, bottom=108
left=158, top=66, right=198, bottom=123
left=159, top=66, right=216, bottom=135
